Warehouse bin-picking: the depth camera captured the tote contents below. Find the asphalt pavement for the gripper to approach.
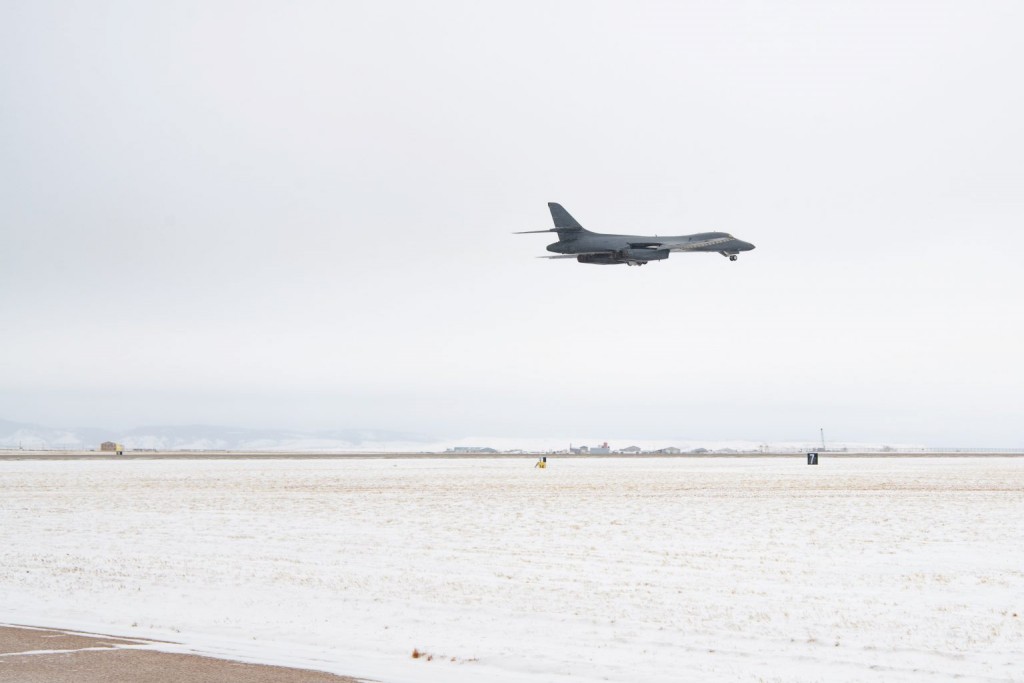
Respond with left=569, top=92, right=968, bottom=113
left=0, top=625, right=362, bottom=683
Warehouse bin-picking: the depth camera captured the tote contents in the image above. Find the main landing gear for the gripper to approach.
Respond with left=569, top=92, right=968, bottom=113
left=720, top=251, right=739, bottom=261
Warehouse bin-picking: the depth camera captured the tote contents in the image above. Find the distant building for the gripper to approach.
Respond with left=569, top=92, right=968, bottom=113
left=100, top=441, right=124, bottom=455
left=448, top=446, right=497, bottom=454
left=618, top=446, right=642, bottom=454
left=653, top=446, right=681, bottom=454
left=570, top=442, right=611, bottom=454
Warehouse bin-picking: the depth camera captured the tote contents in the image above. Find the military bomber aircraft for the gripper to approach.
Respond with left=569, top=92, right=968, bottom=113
left=517, top=203, right=756, bottom=266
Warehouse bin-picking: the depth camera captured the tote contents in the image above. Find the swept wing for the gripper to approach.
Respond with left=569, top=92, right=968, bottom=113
left=632, top=237, right=733, bottom=252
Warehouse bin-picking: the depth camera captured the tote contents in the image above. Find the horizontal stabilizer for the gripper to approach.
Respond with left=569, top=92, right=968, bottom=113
left=514, top=229, right=558, bottom=234
left=538, top=251, right=612, bottom=259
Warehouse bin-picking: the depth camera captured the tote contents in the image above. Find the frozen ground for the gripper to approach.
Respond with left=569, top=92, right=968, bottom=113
left=1, top=457, right=1022, bottom=682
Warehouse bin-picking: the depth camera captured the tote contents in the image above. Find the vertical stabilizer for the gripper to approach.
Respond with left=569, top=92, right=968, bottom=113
left=548, top=203, right=584, bottom=230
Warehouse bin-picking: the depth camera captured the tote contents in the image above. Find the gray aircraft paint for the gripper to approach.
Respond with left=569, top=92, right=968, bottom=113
left=517, top=203, right=756, bottom=266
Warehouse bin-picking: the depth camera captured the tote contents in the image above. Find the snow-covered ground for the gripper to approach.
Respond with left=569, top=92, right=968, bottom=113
left=1, top=457, right=1022, bottom=682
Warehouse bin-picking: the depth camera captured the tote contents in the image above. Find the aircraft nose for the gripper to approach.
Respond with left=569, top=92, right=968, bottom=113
left=741, top=241, right=755, bottom=251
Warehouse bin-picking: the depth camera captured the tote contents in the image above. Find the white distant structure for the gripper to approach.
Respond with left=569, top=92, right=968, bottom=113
left=653, top=446, right=681, bottom=454
left=569, top=442, right=611, bottom=455
left=617, top=446, right=642, bottom=454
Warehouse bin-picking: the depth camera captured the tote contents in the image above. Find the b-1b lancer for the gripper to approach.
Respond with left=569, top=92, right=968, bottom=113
left=517, top=203, right=756, bottom=266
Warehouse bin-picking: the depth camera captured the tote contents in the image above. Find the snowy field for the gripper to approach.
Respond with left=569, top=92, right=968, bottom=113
left=1, top=457, right=1022, bottom=682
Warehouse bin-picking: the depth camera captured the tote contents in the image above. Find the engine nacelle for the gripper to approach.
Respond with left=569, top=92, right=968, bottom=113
left=576, top=249, right=670, bottom=265
left=576, top=253, right=623, bottom=265
left=622, top=248, right=669, bottom=261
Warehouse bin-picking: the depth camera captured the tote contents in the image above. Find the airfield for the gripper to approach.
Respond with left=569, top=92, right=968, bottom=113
left=2, top=449, right=1022, bottom=460
left=2, top=454, right=1022, bottom=682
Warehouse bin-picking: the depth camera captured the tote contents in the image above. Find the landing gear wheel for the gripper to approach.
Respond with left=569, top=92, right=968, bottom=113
left=729, top=254, right=738, bottom=261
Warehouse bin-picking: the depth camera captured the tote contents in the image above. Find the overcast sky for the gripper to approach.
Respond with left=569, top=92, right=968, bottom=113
left=2, top=1, right=1022, bottom=446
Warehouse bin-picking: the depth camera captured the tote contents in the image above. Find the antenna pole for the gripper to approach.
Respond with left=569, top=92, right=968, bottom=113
left=820, top=428, right=826, bottom=452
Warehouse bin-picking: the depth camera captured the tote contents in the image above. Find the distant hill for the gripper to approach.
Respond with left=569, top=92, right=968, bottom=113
left=0, top=419, right=109, bottom=450
left=0, top=419, right=431, bottom=452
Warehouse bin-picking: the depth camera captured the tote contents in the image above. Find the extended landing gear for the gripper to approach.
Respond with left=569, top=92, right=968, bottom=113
left=729, top=254, right=738, bottom=261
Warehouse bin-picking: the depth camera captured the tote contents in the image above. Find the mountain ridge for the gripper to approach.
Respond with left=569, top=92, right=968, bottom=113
left=0, top=419, right=430, bottom=451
